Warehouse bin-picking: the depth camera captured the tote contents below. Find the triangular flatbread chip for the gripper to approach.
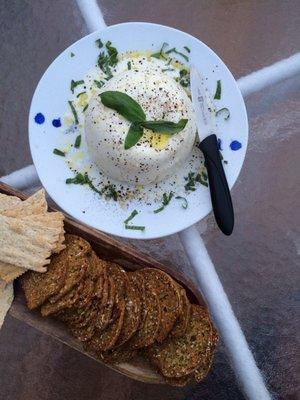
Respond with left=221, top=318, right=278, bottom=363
left=0, top=280, right=14, bottom=329
left=0, top=189, right=47, bottom=217
left=0, top=213, right=64, bottom=272
left=0, top=193, right=21, bottom=212
left=0, top=262, right=25, bottom=283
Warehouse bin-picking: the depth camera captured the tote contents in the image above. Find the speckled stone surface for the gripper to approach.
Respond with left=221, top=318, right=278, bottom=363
left=0, top=1, right=299, bottom=399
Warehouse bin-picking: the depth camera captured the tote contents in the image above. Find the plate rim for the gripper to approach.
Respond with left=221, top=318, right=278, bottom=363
left=29, top=21, right=249, bottom=240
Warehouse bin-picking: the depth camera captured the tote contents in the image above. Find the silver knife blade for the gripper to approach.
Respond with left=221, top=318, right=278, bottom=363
left=190, top=65, right=217, bottom=140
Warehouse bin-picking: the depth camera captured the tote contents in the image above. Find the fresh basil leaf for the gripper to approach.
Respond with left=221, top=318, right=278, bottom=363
left=141, top=119, right=188, bottom=135
left=124, top=122, right=144, bottom=149
left=100, top=91, right=146, bottom=123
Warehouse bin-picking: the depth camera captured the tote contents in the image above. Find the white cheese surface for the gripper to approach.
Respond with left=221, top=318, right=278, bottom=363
left=85, top=66, right=196, bottom=184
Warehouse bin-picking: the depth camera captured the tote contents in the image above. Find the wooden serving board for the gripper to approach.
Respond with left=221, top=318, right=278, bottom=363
left=0, top=182, right=205, bottom=384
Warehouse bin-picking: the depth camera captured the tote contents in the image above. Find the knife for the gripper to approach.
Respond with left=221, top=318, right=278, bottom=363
left=190, top=66, right=234, bottom=235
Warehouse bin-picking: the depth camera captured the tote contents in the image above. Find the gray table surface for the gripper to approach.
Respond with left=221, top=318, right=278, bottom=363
left=0, top=1, right=299, bottom=399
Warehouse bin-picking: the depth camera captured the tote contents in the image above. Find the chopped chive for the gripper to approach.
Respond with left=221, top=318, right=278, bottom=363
left=70, top=52, right=75, bottom=57
left=53, top=148, right=65, bottom=157
left=180, top=80, right=189, bottom=87
left=127, top=61, right=131, bottom=70
left=214, top=80, right=222, bottom=100
left=175, top=196, right=188, bottom=209
left=165, top=48, right=189, bottom=62
left=151, top=42, right=168, bottom=59
left=202, top=170, right=208, bottom=181
left=154, top=206, right=165, bottom=214
left=97, top=40, right=118, bottom=79
left=66, top=173, right=102, bottom=196
left=183, top=46, right=191, bottom=53
left=216, top=107, right=230, bottom=120
left=184, top=171, right=209, bottom=190
left=70, top=79, right=84, bottom=94
left=101, top=184, right=118, bottom=201
left=83, top=104, right=89, bottom=112
left=95, top=38, right=103, bottom=48
left=94, top=79, right=104, bottom=88
left=76, top=91, right=86, bottom=98
left=224, top=160, right=228, bottom=164
left=74, top=135, right=81, bottom=148
left=125, top=225, right=145, bottom=231
left=68, top=101, right=78, bottom=124
left=154, top=192, right=173, bottom=213
left=124, top=209, right=138, bottom=225
left=124, top=209, right=145, bottom=231
left=162, top=68, right=175, bottom=72
left=166, top=58, right=172, bottom=65
left=196, top=173, right=208, bottom=187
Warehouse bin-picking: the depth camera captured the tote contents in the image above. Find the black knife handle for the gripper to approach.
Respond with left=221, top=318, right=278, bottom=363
left=199, top=134, right=234, bottom=235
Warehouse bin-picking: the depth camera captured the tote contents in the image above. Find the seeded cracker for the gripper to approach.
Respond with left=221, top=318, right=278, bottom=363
left=128, top=271, right=161, bottom=349
left=147, top=305, right=213, bottom=378
left=40, top=251, right=89, bottom=317
left=164, top=375, right=192, bottom=387
left=94, top=263, right=126, bottom=333
left=47, top=235, right=90, bottom=303
left=171, top=286, right=191, bottom=338
left=140, top=268, right=181, bottom=342
left=86, top=294, right=125, bottom=353
left=85, top=264, right=127, bottom=352
left=61, top=252, right=106, bottom=326
left=194, top=325, right=219, bottom=382
left=100, top=345, right=137, bottom=364
left=114, top=268, right=141, bottom=347
left=94, top=274, right=115, bottom=331
left=41, top=279, right=86, bottom=317
left=21, top=234, right=88, bottom=309
left=21, top=250, right=68, bottom=310
left=70, top=262, right=110, bottom=341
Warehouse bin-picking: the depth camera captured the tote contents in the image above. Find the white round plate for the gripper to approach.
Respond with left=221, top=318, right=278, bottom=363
left=29, top=22, right=248, bottom=240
